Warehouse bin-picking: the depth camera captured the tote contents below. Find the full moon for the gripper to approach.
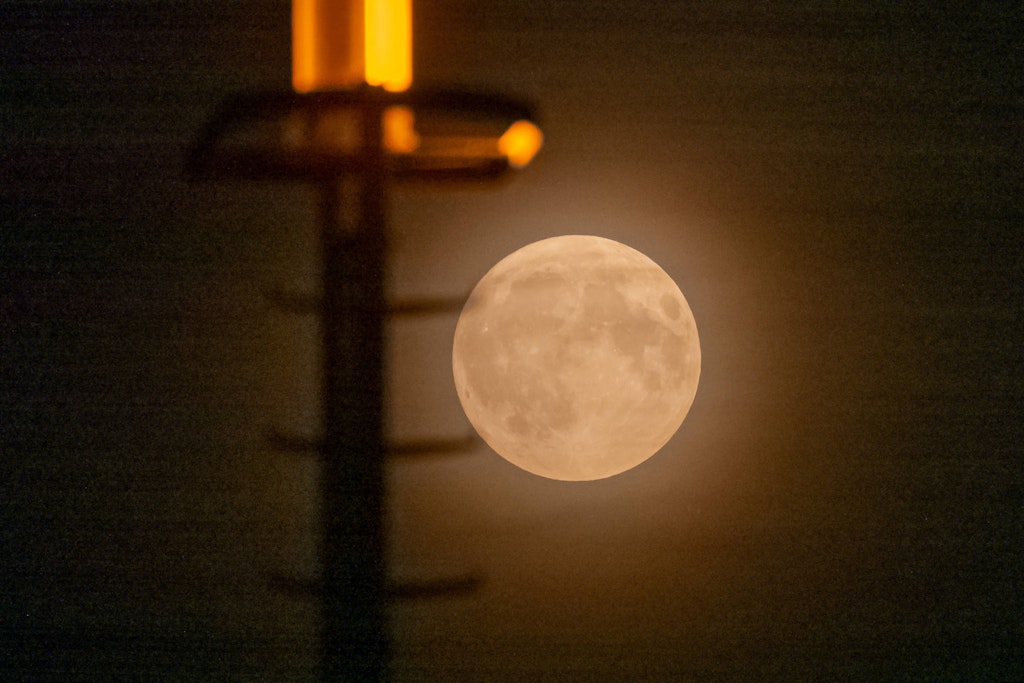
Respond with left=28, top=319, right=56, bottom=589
left=452, top=235, right=700, bottom=481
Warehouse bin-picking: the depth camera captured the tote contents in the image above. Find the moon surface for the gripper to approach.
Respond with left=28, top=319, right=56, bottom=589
left=452, top=235, right=700, bottom=481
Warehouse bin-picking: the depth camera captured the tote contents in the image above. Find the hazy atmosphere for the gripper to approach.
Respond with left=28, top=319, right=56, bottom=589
left=3, top=1, right=1021, bottom=679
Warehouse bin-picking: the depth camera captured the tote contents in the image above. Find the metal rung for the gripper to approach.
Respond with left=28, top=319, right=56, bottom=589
left=388, top=575, right=481, bottom=600
left=269, top=573, right=481, bottom=601
left=267, top=429, right=320, bottom=454
left=388, top=436, right=478, bottom=457
left=268, top=574, right=320, bottom=599
left=265, top=287, right=317, bottom=314
left=388, top=297, right=465, bottom=316
left=265, top=291, right=466, bottom=317
left=267, top=429, right=479, bottom=457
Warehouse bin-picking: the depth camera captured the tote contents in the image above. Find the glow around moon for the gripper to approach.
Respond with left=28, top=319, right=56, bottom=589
left=452, top=235, right=700, bottom=481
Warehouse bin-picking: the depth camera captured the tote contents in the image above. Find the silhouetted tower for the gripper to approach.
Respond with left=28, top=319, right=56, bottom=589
left=192, top=3, right=544, bottom=679
left=188, top=4, right=541, bottom=678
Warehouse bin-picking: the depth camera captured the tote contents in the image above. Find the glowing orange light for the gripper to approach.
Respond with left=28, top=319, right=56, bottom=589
left=292, top=0, right=412, bottom=93
left=365, top=0, right=412, bottom=92
left=292, top=0, right=318, bottom=92
left=383, top=105, right=419, bottom=153
left=498, top=120, right=543, bottom=168
left=292, top=0, right=364, bottom=93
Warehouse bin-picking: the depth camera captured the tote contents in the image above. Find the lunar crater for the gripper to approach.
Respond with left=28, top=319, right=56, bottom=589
left=453, top=235, right=700, bottom=481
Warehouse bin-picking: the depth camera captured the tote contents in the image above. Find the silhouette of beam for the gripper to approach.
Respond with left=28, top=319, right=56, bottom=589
left=387, top=298, right=465, bottom=316
left=387, top=436, right=479, bottom=457
left=268, top=429, right=478, bottom=458
left=269, top=573, right=482, bottom=601
left=265, top=288, right=465, bottom=318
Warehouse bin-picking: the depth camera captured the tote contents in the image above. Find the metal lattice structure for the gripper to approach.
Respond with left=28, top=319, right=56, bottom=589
left=188, top=85, right=539, bottom=681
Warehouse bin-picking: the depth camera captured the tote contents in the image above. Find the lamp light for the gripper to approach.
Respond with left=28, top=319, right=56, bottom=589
left=499, top=120, right=544, bottom=168
left=292, top=0, right=412, bottom=93
left=189, top=2, right=546, bottom=680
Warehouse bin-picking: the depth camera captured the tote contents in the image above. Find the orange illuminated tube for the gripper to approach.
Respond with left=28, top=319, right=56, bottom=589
left=291, top=0, right=541, bottom=165
left=365, top=0, right=412, bottom=92
left=383, top=105, right=419, bottom=153
left=291, top=0, right=317, bottom=93
left=499, top=120, right=544, bottom=168
left=292, top=0, right=364, bottom=93
left=292, top=0, right=411, bottom=93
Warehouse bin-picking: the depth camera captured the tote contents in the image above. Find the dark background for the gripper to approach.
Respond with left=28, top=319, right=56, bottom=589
left=2, top=1, right=1021, bottom=680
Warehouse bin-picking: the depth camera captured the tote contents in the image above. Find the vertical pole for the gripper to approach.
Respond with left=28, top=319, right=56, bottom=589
left=319, top=92, right=388, bottom=682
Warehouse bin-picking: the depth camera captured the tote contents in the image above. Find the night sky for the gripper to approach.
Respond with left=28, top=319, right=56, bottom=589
left=2, top=1, right=1022, bottom=680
